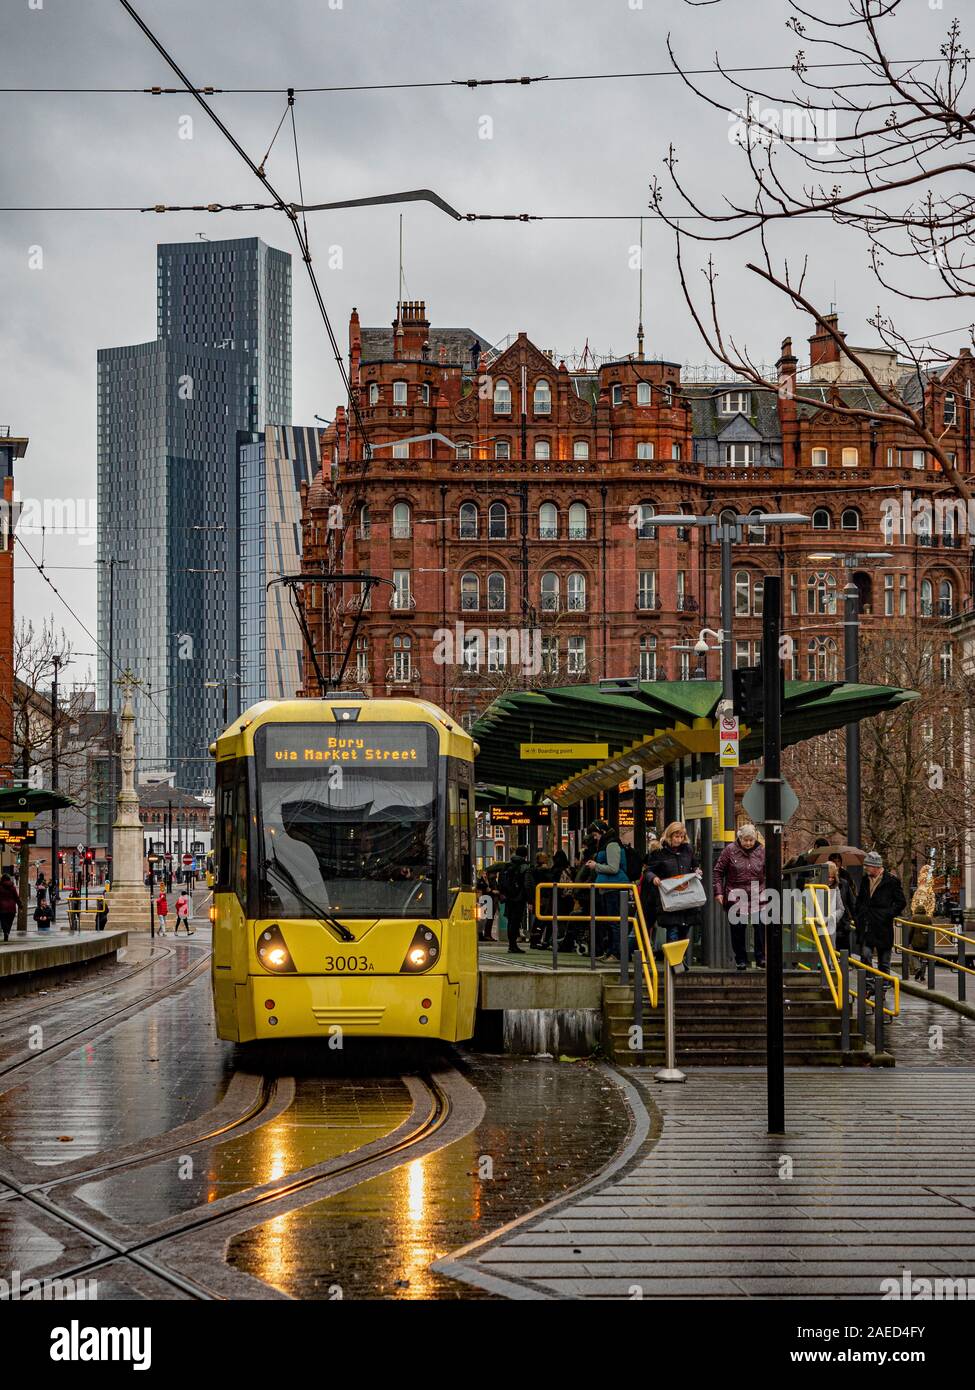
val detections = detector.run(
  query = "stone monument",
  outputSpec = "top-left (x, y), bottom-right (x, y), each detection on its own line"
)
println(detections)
top-left (106, 673), bottom-right (149, 931)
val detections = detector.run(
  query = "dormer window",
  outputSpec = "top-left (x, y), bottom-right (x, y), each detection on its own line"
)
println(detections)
top-left (419, 382), bottom-right (431, 406)
top-left (533, 379), bottom-right (552, 414)
top-left (611, 383), bottom-right (623, 406)
top-left (392, 380), bottom-right (408, 405)
top-left (636, 382), bottom-right (651, 406)
top-left (368, 382), bottom-right (379, 406)
top-left (945, 392), bottom-right (958, 426)
top-left (494, 378), bottom-right (512, 414)
top-left (719, 390), bottom-right (750, 415)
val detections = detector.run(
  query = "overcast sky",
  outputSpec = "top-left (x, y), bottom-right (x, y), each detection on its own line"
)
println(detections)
top-left (0, 0), bottom-right (967, 682)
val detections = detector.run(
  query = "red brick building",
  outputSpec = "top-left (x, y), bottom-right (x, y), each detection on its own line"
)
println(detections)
top-left (300, 301), bottom-right (975, 728)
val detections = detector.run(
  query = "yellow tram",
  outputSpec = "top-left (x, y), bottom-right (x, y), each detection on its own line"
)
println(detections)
top-left (209, 697), bottom-right (479, 1044)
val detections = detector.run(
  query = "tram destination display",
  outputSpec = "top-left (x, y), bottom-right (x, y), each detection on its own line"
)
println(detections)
top-left (264, 723), bottom-right (430, 768)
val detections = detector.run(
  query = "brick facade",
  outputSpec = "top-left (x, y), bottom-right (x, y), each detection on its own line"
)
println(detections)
top-left (299, 303), bottom-right (975, 723)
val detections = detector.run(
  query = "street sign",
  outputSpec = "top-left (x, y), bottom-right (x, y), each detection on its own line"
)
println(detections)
top-left (76, 842), bottom-right (85, 853)
top-left (683, 779), bottom-right (714, 820)
top-left (742, 772), bottom-right (799, 827)
top-left (182, 853), bottom-right (193, 865)
top-left (520, 742), bottom-right (609, 760)
top-left (718, 714), bottom-right (740, 768)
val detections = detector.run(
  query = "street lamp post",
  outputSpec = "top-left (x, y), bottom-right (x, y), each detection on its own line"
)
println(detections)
top-left (95, 557), bottom-right (130, 874)
top-left (652, 512), bottom-right (811, 966)
top-left (808, 550), bottom-right (892, 852)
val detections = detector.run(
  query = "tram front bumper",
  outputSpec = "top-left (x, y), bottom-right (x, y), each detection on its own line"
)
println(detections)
top-left (235, 973), bottom-right (452, 1041)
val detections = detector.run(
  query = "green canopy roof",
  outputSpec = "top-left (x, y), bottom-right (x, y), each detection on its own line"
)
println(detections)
top-left (472, 679), bottom-right (916, 802)
top-left (0, 787), bottom-right (75, 815)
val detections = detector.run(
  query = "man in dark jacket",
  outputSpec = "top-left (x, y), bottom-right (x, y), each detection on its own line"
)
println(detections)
top-left (499, 844), bottom-right (529, 954)
top-left (714, 824), bottom-right (766, 970)
top-left (854, 851), bottom-right (906, 998)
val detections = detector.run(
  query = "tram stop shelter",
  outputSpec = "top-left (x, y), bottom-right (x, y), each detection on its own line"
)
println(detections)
top-left (471, 678), bottom-right (916, 965)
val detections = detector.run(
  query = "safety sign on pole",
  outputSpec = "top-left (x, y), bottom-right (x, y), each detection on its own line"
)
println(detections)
top-left (718, 713), bottom-right (740, 768)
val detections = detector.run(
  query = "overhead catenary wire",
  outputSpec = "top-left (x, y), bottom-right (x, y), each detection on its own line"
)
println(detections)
top-left (0, 55), bottom-right (946, 95)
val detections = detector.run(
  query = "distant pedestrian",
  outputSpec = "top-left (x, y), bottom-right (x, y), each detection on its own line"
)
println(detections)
top-left (156, 890), bottom-right (170, 936)
top-left (528, 851), bottom-right (552, 949)
top-left (498, 844), bottom-right (530, 954)
top-left (0, 873), bottom-right (20, 941)
top-left (854, 851), bottom-right (906, 1000)
top-left (95, 892), bottom-right (109, 932)
top-left (587, 820), bottom-right (629, 962)
top-left (33, 897), bottom-right (53, 933)
top-left (825, 860), bottom-right (856, 952)
top-left (908, 864), bottom-right (936, 982)
top-left (174, 891), bottom-right (193, 936)
top-left (715, 823), bottom-right (766, 970)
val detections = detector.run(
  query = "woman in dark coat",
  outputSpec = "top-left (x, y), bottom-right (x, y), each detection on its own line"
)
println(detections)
top-left (0, 873), bottom-right (20, 941)
top-left (647, 822), bottom-right (702, 961)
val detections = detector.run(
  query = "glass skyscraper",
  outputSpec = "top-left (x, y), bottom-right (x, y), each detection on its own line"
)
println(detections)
top-left (97, 237), bottom-right (292, 790)
top-left (238, 424), bottom-right (321, 708)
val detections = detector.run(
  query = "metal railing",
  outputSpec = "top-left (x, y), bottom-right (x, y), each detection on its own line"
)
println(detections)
top-left (797, 885), bottom-right (901, 1054)
top-left (894, 916), bottom-right (975, 1002)
top-left (532, 880), bottom-right (658, 1008)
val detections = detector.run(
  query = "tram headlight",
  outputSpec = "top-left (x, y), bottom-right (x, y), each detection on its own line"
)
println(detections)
top-left (400, 925), bottom-right (439, 974)
top-left (257, 923), bottom-right (296, 973)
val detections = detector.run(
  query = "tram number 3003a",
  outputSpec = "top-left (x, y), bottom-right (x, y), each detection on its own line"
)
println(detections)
top-left (323, 955), bottom-right (375, 973)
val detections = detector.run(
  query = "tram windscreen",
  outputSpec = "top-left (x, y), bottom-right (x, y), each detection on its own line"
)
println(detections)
top-left (255, 723), bottom-right (438, 919)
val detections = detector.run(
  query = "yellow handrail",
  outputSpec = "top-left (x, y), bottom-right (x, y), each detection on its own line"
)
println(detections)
top-left (895, 916), bottom-right (975, 950)
top-left (848, 959), bottom-right (901, 1017)
top-left (801, 883), bottom-right (843, 1009)
top-left (531, 881), bottom-right (658, 1008)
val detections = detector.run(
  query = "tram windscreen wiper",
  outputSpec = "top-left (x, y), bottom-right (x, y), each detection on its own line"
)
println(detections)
top-left (266, 855), bottom-right (356, 943)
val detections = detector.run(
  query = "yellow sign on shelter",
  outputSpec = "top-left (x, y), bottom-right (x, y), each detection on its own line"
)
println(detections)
top-left (520, 743), bottom-right (609, 760)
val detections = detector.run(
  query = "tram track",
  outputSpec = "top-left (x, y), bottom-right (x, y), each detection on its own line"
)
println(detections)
top-left (0, 950), bottom-right (211, 1085)
top-left (0, 1070), bottom-right (454, 1301)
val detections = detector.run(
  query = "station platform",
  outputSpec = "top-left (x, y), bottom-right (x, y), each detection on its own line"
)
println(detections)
top-left (0, 928), bottom-right (129, 995)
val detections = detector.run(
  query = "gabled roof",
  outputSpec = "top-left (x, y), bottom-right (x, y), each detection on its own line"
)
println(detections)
top-left (685, 386), bottom-right (781, 442)
top-left (359, 327), bottom-right (491, 365)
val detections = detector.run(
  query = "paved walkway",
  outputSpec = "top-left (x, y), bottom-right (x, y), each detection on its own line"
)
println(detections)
top-left (442, 992), bottom-right (975, 1299)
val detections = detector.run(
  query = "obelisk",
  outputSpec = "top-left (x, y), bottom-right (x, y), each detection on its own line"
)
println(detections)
top-left (106, 674), bottom-right (149, 931)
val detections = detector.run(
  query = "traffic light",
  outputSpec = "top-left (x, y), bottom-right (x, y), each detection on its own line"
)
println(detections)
top-left (732, 665), bottom-right (764, 723)
top-left (58, 851), bottom-right (64, 863)
top-left (84, 849), bottom-right (94, 863)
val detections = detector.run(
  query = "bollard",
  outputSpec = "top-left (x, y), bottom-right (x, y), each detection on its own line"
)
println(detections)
top-left (840, 949), bottom-right (850, 1053)
top-left (655, 938), bottom-right (688, 1084)
top-left (927, 949), bottom-right (936, 991)
top-left (856, 963), bottom-right (866, 1041)
top-left (900, 925), bottom-right (910, 982)
top-left (633, 947), bottom-right (644, 1039)
top-left (958, 932), bottom-right (967, 1003)
top-left (551, 887), bottom-right (559, 973)
top-left (618, 888), bottom-right (630, 985)
top-left (589, 884), bottom-right (597, 971)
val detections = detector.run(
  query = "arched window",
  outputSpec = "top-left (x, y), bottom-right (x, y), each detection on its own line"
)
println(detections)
top-left (494, 439), bottom-right (511, 461)
top-left (391, 634), bottom-right (412, 682)
top-left (368, 382), bottom-right (379, 406)
top-left (637, 382), bottom-right (651, 406)
top-left (539, 502), bottom-right (559, 540)
top-left (754, 576), bottom-right (764, 616)
top-left (489, 502), bottom-right (508, 539)
top-left (719, 508), bottom-right (738, 529)
top-left (359, 504), bottom-right (371, 539)
top-left (392, 380), bottom-right (408, 405)
top-left (487, 571), bottom-right (506, 612)
top-left (735, 570), bottom-right (751, 617)
top-left (663, 383), bottom-right (674, 406)
top-left (812, 508), bottom-right (831, 529)
top-left (807, 636), bottom-right (838, 681)
top-left (939, 578), bottom-right (954, 617)
top-left (807, 571), bottom-right (837, 615)
top-left (747, 510), bottom-right (767, 544)
top-left (540, 571), bottom-right (560, 611)
top-left (459, 503), bottom-right (478, 539)
top-left (573, 440), bottom-right (590, 460)
top-left (567, 571), bottom-right (587, 612)
top-left (917, 508), bottom-right (933, 544)
top-left (494, 378), bottom-right (512, 414)
top-left (921, 578), bottom-right (934, 617)
top-left (461, 573), bottom-right (480, 612)
top-left (392, 501), bottom-right (411, 539)
top-left (533, 378), bottom-right (552, 414)
top-left (456, 439), bottom-right (472, 461)
top-left (534, 438), bottom-right (551, 460)
top-left (637, 502), bottom-right (656, 540)
top-left (841, 508), bottom-right (861, 531)
top-left (568, 502), bottom-right (588, 540)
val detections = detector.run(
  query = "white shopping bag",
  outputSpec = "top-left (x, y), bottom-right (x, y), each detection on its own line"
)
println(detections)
top-left (657, 873), bottom-right (706, 913)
